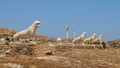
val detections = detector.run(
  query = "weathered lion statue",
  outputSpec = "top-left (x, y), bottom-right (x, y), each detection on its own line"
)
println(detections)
top-left (13, 20), bottom-right (40, 40)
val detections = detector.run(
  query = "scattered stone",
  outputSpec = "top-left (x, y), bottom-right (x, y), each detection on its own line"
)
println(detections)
top-left (5, 37), bottom-right (13, 42)
top-left (0, 33), bottom-right (7, 38)
top-left (34, 56), bottom-right (68, 61)
top-left (5, 50), bottom-right (11, 54)
top-left (44, 51), bottom-right (53, 56)
top-left (56, 37), bottom-right (62, 42)
top-left (48, 43), bottom-right (56, 47)
top-left (1, 63), bottom-right (23, 68)
top-left (12, 44), bottom-right (35, 55)
top-left (29, 41), bottom-right (37, 45)
top-left (0, 53), bottom-right (5, 59)
top-left (0, 38), bottom-right (6, 45)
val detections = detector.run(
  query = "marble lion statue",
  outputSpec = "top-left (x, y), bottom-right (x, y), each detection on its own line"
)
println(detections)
top-left (92, 34), bottom-right (102, 45)
top-left (72, 32), bottom-right (87, 43)
top-left (13, 20), bottom-right (40, 40)
top-left (83, 33), bottom-right (96, 44)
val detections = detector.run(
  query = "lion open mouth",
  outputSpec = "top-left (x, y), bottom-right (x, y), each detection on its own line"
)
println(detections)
top-left (36, 23), bottom-right (40, 27)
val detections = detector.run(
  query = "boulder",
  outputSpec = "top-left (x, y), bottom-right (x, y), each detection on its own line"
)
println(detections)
top-left (56, 37), bottom-right (62, 42)
top-left (0, 53), bottom-right (5, 59)
top-left (5, 50), bottom-right (11, 54)
top-left (44, 51), bottom-right (53, 56)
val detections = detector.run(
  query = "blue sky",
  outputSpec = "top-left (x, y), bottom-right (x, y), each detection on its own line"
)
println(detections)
top-left (0, 0), bottom-right (120, 40)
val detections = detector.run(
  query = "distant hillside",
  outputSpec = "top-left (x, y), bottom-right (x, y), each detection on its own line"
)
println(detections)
top-left (0, 28), bottom-right (16, 37)
top-left (107, 40), bottom-right (120, 48)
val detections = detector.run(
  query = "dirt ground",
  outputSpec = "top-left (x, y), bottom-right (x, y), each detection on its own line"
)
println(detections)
top-left (0, 43), bottom-right (120, 68)
top-left (0, 28), bottom-right (120, 68)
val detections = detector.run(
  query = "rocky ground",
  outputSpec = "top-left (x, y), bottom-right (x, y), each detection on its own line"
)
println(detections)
top-left (0, 28), bottom-right (120, 68)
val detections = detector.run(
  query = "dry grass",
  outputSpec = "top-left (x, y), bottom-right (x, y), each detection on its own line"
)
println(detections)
top-left (0, 28), bottom-right (16, 37)
top-left (0, 28), bottom-right (120, 68)
top-left (0, 44), bottom-right (120, 68)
